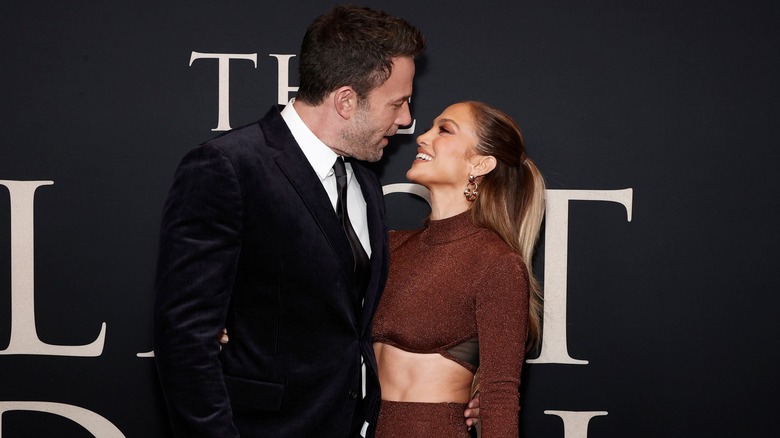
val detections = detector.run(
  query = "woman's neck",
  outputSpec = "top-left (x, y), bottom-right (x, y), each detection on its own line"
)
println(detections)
top-left (428, 188), bottom-right (471, 220)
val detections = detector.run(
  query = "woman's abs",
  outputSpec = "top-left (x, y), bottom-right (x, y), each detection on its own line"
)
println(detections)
top-left (373, 342), bottom-right (473, 403)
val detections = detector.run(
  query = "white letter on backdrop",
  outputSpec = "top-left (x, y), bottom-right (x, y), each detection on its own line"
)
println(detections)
top-left (528, 189), bottom-right (633, 365)
top-left (0, 401), bottom-right (125, 437)
top-left (545, 410), bottom-right (609, 438)
top-left (0, 180), bottom-right (106, 357)
top-left (189, 52), bottom-right (258, 131)
top-left (269, 54), bottom-right (298, 105)
top-left (382, 183), bottom-right (430, 204)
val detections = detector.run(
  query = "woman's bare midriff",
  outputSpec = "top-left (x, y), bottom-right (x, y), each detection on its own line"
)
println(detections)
top-left (373, 342), bottom-right (474, 403)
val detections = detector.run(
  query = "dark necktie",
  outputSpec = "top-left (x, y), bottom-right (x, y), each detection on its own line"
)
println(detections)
top-left (333, 157), bottom-right (370, 297)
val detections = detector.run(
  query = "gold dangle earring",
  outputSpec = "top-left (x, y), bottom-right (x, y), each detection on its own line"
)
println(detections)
top-left (464, 175), bottom-right (479, 201)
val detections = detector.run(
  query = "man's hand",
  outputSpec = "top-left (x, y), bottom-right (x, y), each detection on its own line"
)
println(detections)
top-left (464, 392), bottom-right (481, 431)
top-left (218, 328), bottom-right (229, 350)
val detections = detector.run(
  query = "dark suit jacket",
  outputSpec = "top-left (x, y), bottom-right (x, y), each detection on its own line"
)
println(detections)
top-left (154, 105), bottom-right (389, 437)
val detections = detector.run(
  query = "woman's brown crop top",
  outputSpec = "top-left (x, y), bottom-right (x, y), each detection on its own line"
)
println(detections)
top-left (372, 211), bottom-right (529, 437)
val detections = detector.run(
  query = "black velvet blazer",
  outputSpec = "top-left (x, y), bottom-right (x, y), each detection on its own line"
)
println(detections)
top-left (154, 105), bottom-right (389, 437)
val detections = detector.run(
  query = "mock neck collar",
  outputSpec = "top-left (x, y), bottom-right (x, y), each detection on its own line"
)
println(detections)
top-left (422, 210), bottom-right (482, 244)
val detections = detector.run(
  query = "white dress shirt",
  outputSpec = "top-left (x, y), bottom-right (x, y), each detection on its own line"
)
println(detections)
top-left (280, 99), bottom-right (372, 257)
top-left (281, 101), bottom-right (373, 431)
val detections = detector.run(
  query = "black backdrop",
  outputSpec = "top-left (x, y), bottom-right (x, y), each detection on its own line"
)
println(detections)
top-left (1, 1), bottom-right (779, 436)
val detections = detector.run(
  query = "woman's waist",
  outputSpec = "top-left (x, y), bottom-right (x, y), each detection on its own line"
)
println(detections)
top-left (373, 342), bottom-right (473, 403)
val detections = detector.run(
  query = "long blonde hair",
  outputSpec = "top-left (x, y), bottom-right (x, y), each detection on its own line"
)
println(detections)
top-left (466, 101), bottom-right (545, 350)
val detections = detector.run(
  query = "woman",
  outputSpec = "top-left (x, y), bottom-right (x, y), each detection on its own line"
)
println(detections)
top-left (371, 101), bottom-right (545, 437)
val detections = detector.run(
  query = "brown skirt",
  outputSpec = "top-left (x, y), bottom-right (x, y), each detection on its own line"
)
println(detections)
top-left (374, 400), bottom-right (471, 438)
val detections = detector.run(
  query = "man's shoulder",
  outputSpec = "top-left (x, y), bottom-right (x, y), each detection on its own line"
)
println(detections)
top-left (204, 105), bottom-right (287, 151)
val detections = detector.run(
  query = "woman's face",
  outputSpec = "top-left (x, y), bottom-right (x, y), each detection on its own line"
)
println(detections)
top-left (406, 103), bottom-right (480, 191)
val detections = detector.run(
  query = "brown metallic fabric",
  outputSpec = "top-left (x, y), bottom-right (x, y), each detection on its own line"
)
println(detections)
top-left (372, 211), bottom-right (529, 437)
top-left (374, 400), bottom-right (470, 438)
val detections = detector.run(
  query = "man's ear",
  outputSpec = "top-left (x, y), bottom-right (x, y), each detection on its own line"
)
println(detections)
top-left (471, 155), bottom-right (497, 177)
top-left (333, 86), bottom-right (357, 120)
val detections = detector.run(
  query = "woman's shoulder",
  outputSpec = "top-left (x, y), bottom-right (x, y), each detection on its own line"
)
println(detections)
top-left (474, 227), bottom-right (520, 256)
top-left (472, 229), bottom-right (529, 282)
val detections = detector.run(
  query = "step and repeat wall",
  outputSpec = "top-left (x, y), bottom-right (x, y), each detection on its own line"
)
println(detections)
top-left (1, 1), bottom-right (778, 436)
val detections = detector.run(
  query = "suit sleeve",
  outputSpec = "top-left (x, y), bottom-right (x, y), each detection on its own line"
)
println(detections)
top-left (153, 143), bottom-right (242, 437)
top-left (474, 252), bottom-right (529, 437)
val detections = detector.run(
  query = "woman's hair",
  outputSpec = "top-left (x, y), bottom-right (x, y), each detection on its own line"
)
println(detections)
top-left (296, 5), bottom-right (426, 105)
top-left (466, 101), bottom-right (545, 350)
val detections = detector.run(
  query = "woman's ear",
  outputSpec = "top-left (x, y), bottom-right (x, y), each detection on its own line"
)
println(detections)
top-left (333, 86), bottom-right (357, 120)
top-left (471, 155), bottom-right (497, 177)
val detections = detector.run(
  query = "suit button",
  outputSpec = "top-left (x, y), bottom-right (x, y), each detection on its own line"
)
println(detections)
top-left (348, 391), bottom-right (358, 399)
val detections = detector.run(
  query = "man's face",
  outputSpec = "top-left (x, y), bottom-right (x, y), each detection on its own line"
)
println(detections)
top-left (341, 57), bottom-right (415, 162)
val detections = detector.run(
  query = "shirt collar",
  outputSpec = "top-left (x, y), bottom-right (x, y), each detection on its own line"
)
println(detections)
top-left (281, 98), bottom-right (340, 181)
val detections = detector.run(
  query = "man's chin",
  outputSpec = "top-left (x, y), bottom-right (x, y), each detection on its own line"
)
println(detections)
top-left (350, 149), bottom-right (383, 163)
top-left (365, 150), bottom-right (384, 163)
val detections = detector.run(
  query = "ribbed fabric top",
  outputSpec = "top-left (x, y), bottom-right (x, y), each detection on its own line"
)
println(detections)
top-left (372, 211), bottom-right (530, 437)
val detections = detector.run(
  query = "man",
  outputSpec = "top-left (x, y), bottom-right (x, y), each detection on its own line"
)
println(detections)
top-left (154, 5), bottom-right (425, 437)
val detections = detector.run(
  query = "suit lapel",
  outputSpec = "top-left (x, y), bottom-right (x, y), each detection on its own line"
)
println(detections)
top-left (352, 163), bottom-right (389, 336)
top-left (259, 107), bottom-right (356, 285)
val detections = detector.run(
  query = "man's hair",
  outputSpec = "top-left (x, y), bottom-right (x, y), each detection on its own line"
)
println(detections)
top-left (296, 4), bottom-right (426, 105)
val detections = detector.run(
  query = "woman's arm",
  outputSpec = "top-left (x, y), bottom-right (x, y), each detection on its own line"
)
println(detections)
top-left (473, 252), bottom-right (530, 437)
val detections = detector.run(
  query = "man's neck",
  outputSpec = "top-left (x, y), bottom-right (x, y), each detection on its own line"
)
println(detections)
top-left (292, 99), bottom-right (341, 154)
